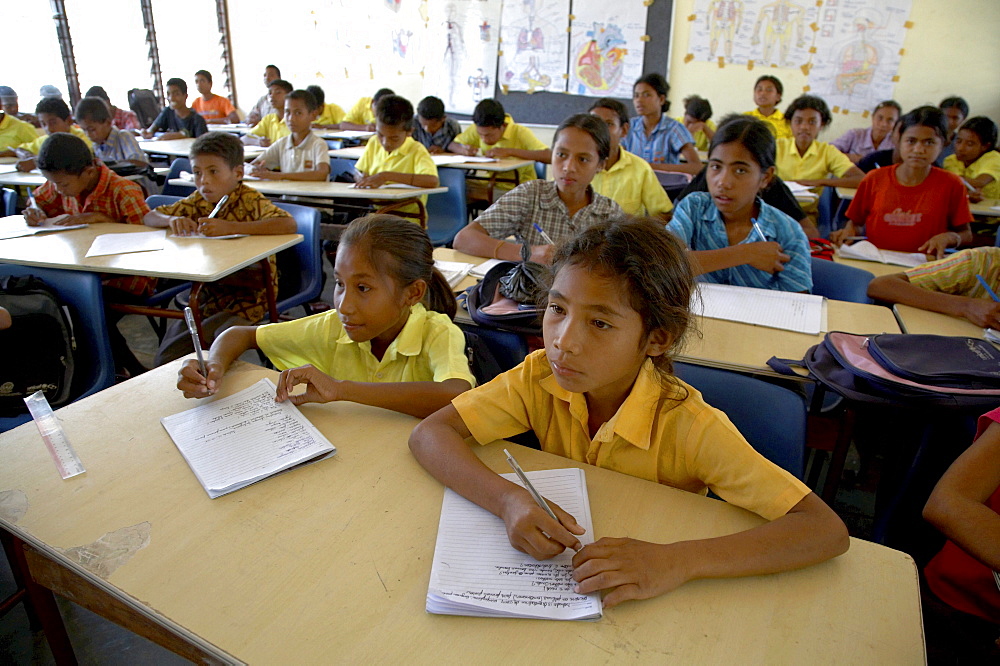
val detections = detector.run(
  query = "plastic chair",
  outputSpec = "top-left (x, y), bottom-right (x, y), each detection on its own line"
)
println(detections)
top-left (426, 167), bottom-right (469, 247)
top-left (0, 264), bottom-right (116, 432)
top-left (271, 202), bottom-right (322, 317)
top-left (161, 158), bottom-right (195, 197)
top-left (2, 188), bottom-right (16, 216)
top-left (674, 362), bottom-right (806, 479)
top-left (533, 162), bottom-right (546, 180)
top-left (141, 195), bottom-right (194, 338)
top-left (810, 257), bottom-right (875, 304)
top-left (329, 158), bottom-right (358, 182)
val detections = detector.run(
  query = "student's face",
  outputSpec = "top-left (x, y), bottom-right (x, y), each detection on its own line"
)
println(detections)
top-left (42, 166), bottom-right (98, 198)
top-left (77, 117), bottom-right (112, 144)
top-left (953, 128), bottom-right (989, 166)
top-left (376, 121), bottom-right (409, 153)
top-left (195, 75), bottom-right (211, 96)
top-left (268, 86), bottom-right (288, 112)
top-left (191, 153), bottom-right (243, 204)
top-left (590, 107), bottom-right (625, 151)
top-left (418, 115), bottom-right (445, 134)
top-left (707, 141), bottom-right (774, 221)
top-left (871, 106), bottom-right (899, 137)
top-left (544, 264), bottom-right (665, 409)
top-left (475, 123), bottom-right (505, 146)
top-left (263, 67), bottom-right (279, 86)
top-left (898, 125), bottom-right (944, 170)
top-left (333, 244), bottom-right (421, 349)
top-left (942, 107), bottom-right (966, 135)
top-left (166, 85), bottom-right (187, 110)
top-left (38, 112), bottom-right (73, 135)
top-left (790, 108), bottom-right (823, 145)
top-left (753, 81), bottom-right (781, 109)
top-left (551, 126), bottom-right (604, 197)
top-left (284, 98), bottom-right (316, 134)
top-left (1, 98), bottom-right (18, 115)
top-left (632, 83), bottom-right (665, 117)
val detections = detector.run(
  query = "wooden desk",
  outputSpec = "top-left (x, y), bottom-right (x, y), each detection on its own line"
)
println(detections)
top-left (893, 303), bottom-right (987, 337)
top-left (834, 254), bottom-right (912, 278)
top-left (0, 360), bottom-right (924, 664)
top-left (0, 168), bottom-right (143, 188)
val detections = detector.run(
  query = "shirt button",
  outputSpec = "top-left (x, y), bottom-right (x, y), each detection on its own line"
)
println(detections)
top-left (375, 372), bottom-right (383, 379)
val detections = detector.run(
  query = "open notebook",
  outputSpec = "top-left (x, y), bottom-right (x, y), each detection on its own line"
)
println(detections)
top-left (693, 282), bottom-right (827, 335)
top-left (838, 241), bottom-right (928, 268)
top-left (434, 260), bottom-right (474, 289)
top-left (426, 467), bottom-right (602, 621)
top-left (161, 378), bottom-right (336, 498)
top-left (0, 214), bottom-right (85, 240)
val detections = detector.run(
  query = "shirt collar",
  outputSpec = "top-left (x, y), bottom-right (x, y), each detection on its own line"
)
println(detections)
top-left (537, 181), bottom-right (595, 212)
top-left (80, 164), bottom-right (113, 208)
top-left (334, 303), bottom-right (426, 360)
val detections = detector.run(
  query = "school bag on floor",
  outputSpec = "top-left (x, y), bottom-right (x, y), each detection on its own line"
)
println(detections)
top-left (0, 275), bottom-right (76, 415)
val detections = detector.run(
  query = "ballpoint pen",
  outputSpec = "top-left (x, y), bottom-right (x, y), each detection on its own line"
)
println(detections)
top-left (532, 223), bottom-right (555, 245)
top-left (184, 307), bottom-right (207, 378)
top-left (504, 448), bottom-right (559, 522)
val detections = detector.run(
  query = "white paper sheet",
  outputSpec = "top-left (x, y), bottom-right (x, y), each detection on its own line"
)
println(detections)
top-left (0, 214), bottom-right (83, 240)
top-left (434, 260), bottom-right (474, 289)
top-left (694, 282), bottom-right (826, 335)
top-left (838, 240), bottom-right (928, 268)
top-left (85, 230), bottom-right (166, 257)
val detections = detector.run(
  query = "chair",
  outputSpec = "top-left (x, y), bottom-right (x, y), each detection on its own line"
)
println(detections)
top-left (161, 158), bottom-right (195, 197)
top-left (2, 188), bottom-right (16, 216)
top-left (674, 362), bottom-right (806, 479)
top-left (272, 202), bottom-right (323, 317)
top-left (329, 158), bottom-right (358, 182)
top-left (142, 195), bottom-right (194, 338)
top-left (810, 257), bottom-right (875, 304)
top-left (0, 265), bottom-right (115, 432)
top-left (426, 167), bottom-right (469, 247)
top-left (533, 162), bottom-right (546, 180)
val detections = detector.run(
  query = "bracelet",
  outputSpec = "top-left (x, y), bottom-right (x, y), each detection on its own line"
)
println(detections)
top-left (951, 231), bottom-right (962, 247)
top-left (492, 240), bottom-right (505, 259)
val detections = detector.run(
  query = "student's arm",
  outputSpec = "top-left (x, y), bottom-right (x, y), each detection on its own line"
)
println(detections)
top-left (483, 147), bottom-right (550, 163)
top-left (919, 228), bottom-right (972, 260)
top-left (923, 420), bottom-right (1000, 570)
top-left (339, 121), bottom-right (375, 132)
top-left (263, 163), bottom-right (331, 182)
top-left (143, 209), bottom-right (200, 236)
top-left (156, 131), bottom-right (188, 141)
top-left (795, 164), bottom-right (865, 189)
top-left (409, 405), bottom-right (585, 557)
top-left (572, 492), bottom-right (848, 608)
top-left (828, 220), bottom-right (860, 246)
top-left (196, 214), bottom-right (296, 237)
top-left (241, 133), bottom-right (271, 147)
top-left (686, 244), bottom-right (791, 276)
top-left (448, 141), bottom-right (478, 156)
top-left (274, 365), bottom-right (471, 418)
top-left (649, 143), bottom-right (702, 176)
top-left (226, 110), bottom-right (241, 124)
top-left (355, 171), bottom-right (438, 189)
top-left (177, 326), bottom-right (260, 398)
top-left (867, 272), bottom-right (1000, 328)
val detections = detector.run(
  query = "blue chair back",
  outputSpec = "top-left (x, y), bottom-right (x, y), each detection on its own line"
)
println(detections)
top-left (811, 257), bottom-right (874, 304)
top-left (674, 362), bottom-right (806, 479)
top-left (2, 188), bottom-right (16, 216)
top-left (0, 264), bottom-right (115, 432)
top-left (426, 167), bottom-right (468, 247)
top-left (272, 202), bottom-right (322, 317)
top-left (329, 158), bottom-right (358, 181)
top-left (533, 162), bottom-right (546, 180)
top-left (162, 158), bottom-right (195, 197)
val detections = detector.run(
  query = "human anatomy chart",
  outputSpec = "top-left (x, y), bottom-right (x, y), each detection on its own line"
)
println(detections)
top-left (498, 0), bottom-right (570, 94)
top-left (426, 0), bottom-right (503, 113)
top-left (688, 0), bottom-right (817, 67)
top-left (568, 0), bottom-right (648, 98)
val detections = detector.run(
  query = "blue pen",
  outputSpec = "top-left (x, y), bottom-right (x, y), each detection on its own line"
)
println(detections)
top-left (976, 274), bottom-right (1000, 302)
top-left (532, 223), bottom-right (555, 245)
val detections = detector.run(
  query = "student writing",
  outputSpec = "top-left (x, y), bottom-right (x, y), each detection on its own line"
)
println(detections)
top-left (75, 97), bottom-right (148, 168)
top-left (177, 214), bottom-right (475, 418)
top-left (622, 73), bottom-right (701, 175)
top-left (307, 85), bottom-right (346, 129)
top-left (410, 217), bottom-right (848, 609)
top-left (0, 98), bottom-right (93, 172)
top-left (340, 88), bottom-right (395, 132)
top-left (943, 116), bottom-right (1000, 202)
top-left (249, 89), bottom-right (331, 182)
top-left (412, 96), bottom-right (461, 155)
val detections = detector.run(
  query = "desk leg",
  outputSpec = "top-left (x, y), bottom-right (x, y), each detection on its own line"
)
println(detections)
top-left (259, 258), bottom-right (279, 323)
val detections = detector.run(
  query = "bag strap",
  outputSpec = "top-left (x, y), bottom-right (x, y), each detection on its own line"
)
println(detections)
top-left (766, 356), bottom-right (807, 376)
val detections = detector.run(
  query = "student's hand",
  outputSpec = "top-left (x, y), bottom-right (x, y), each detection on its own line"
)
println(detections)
top-left (197, 218), bottom-right (232, 237)
top-left (454, 144), bottom-right (478, 157)
top-left (968, 188), bottom-right (984, 203)
top-left (258, 137), bottom-right (272, 148)
top-left (744, 241), bottom-right (790, 273)
top-left (427, 145), bottom-right (444, 155)
top-left (246, 110), bottom-right (261, 126)
top-left (684, 119), bottom-right (706, 134)
top-left (169, 216), bottom-right (199, 236)
top-left (828, 227), bottom-right (851, 246)
top-left (355, 172), bottom-right (391, 188)
top-left (274, 365), bottom-right (342, 405)
top-left (248, 163), bottom-right (273, 179)
top-left (140, 129), bottom-right (154, 140)
top-left (54, 213), bottom-right (99, 226)
top-left (529, 244), bottom-right (556, 265)
top-left (963, 300), bottom-right (1000, 329)
top-left (15, 158), bottom-right (36, 172)
top-left (484, 147), bottom-right (514, 159)
top-left (572, 538), bottom-right (691, 608)
top-left (177, 359), bottom-right (224, 398)
top-left (499, 490), bottom-right (585, 560)
top-left (918, 233), bottom-right (957, 260)
top-left (23, 207), bottom-right (47, 226)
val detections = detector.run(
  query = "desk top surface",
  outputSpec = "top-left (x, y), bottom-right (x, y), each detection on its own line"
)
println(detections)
top-left (893, 303), bottom-right (987, 337)
top-left (0, 361), bottom-right (924, 664)
top-left (239, 178), bottom-right (446, 199)
top-left (138, 138), bottom-right (265, 160)
top-left (0, 222), bottom-right (300, 281)
top-left (329, 147), bottom-right (533, 171)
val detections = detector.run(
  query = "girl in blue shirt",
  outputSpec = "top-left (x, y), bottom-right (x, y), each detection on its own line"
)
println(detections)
top-left (622, 73), bottom-right (702, 176)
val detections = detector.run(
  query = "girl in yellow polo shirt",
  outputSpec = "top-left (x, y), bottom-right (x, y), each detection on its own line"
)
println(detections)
top-left (944, 116), bottom-right (1000, 202)
top-left (176, 215), bottom-right (475, 418)
top-left (410, 217), bottom-right (848, 609)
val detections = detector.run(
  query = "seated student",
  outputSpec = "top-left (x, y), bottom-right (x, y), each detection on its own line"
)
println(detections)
top-left (831, 107), bottom-right (973, 258)
top-left (24, 133), bottom-right (153, 376)
top-left (832, 100), bottom-right (900, 164)
top-left (453, 114), bottom-right (622, 264)
top-left (449, 98), bottom-right (549, 200)
top-left (668, 115), bottom-right (812, 292)
top-left (588, 98), bottom-right (672, 219)
top-left (0, 98), bottom-right (94, 172)
top-left (944, 116), bottom-right (1000, 202)
top-left (141, 78), bottom-right (208, 140)
top-left (867, 247), bottom-right (1000, 328)
top-left (340, 88), bottom-right (395, 132)
top-left (246, 65), bottom-right (281, 126)
top-left (622, 73), bottom-right (701, 175)
top-left (939, 96), bottom-right (969, 161)
top-left (306, 85), bottom-right (345, 129)
top-left (775, 95), bottom-right (864, 194)
top-left (921, 407), bottom-right (1000, 662)
top-left (177, 214), bottom-right (475, 419)
top-left (0, 104), bottom-right (38, 151)
top-left (410, 218), bottom-right (849, 609)
top-left (191, 70), bottom-right (239, 124)
top-left (0, 86), bottom-right (39, 126)
top-left (75, 97), bottom-right (147, 167)
top-left (680, 95), bottom-right (715, 152)
top-left (412, 96), bottom-right (461, 154)
top-left (144, 132), bottom-right (295, 326)
top-left (249, 89), bottom-right (330, 182)
top-left (242, 79), bottom-right (292, 147)
top-left (85, 86), bottom-right (141, 131)
top-left (354, 95), bottom-right (438, 221)
top-left (746, 75), bottom-right (791, 140)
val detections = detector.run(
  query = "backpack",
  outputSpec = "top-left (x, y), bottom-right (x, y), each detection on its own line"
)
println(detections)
top-left (0, 275), bottom-right (76, 416)
top-left (465, 261), bottom-right (543, 336)
top-left (462, 330), bottom-right (504, 386)
top-left (128, 89), bottom-right (162, 128)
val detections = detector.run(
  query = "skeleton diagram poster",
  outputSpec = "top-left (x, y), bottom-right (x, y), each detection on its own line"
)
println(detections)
top-left (426, 0), bottom-right (503, 114)
top-left (567, 0), bottom-right (648, 98)
top-left (498, 0), bottom-right (570, 94)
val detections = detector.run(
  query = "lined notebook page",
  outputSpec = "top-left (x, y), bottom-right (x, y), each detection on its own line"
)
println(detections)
top-left (161, 378), bottom-right (336, 498)
top-left (426, 468), bottom-right (601, 621)
top-left (694, 282), bottom-right (826, 335)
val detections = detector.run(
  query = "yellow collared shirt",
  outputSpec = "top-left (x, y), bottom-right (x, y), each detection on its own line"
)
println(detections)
top-left (746, 108), bottom-right (792, 140)
top-left (675, 116), bottom-right (717, 151)
top-left (453, 350), bottom-right (810, 520)
top-left (357, 136), bottom-right (438, 216)
top-left (453, 114), bottom-right (547, 190)
top-left (344, 97), bottom-right (374, 125)
top-left (944, 151), bottom-right (1000, 200)
top-left (591, 148), bottom-right (673, 216)
top-left (0, 113), bottom-right (39, 150)
top-left (775, 137), bottom-right (855, 182)
top-left (19, 125), bottom-right (94, 155)
top-left (315, 102), bottom-right (346, 126)
top-left (248, 113), bottom-right (292, 142)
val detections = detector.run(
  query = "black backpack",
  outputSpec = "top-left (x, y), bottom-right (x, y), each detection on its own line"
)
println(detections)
top-left (128, 89), bottom-right (162, 128)
top-left (465, 261), bottom-right (543, 336)
top-left (0, 276), bottom-right (76, 416)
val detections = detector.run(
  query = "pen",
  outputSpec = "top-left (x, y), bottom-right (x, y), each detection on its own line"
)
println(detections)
top-left (751, 220), bottom-right (767, 242)
top-left (27, 187), bottom-right (37, 210)
top-left (976, 274), bottom-right (1000, 302)
top-left (504, 448), bottom-right (559, 523)
top-left (532, 223), bottom-right (555, 246)
top-left (184, 307), bottom-right (207, 378)
top-left (207, 194), bottom-right (229, 219)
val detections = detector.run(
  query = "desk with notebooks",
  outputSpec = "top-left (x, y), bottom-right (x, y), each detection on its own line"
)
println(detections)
top-left (893, 303), bottom-right (989, 338)
top-left (0, 360), bottom-right (924, 663)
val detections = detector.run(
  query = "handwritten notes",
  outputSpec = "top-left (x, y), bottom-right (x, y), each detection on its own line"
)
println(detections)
top-left (426, 467), bottom-right (601, 620)
top-left (160, 378), bottom-right (336, 498)
top-left (693, 282), bottom-right (827, 335)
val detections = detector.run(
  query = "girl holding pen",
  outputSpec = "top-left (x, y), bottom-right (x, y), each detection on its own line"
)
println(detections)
top-left (666, 115), bottom-right (812, 293)
top-left (453, 114), bottom-right (622, 265)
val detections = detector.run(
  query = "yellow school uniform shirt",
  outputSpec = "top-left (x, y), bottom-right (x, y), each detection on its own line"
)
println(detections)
top-left (675, 117), bottom-right (717, 151)
top-left (591, 148), bottom-right (673, 217)
top-left (18, 125), bottom-right (94, 155)
top-left (357, 135), bottom-right (438, 218)
top-left (944, 151), bottom-right (1000, 200)
top-left (255, 302), bottom-right (476, 386)
top-left (905, 247), bottom-right (1000, 297)
top-left (0, 113), bottom-right (38, 150)
top-left (343, 97), bottom-right (375, 125)
top-left (248, 113), bottom-right (291, 142)
top-left (746, 108), bottom-right (792, 140)
top-left (775, 137), bottom-right (854, 182)
top-left (453, 350), bottom-right (810, 520)
top-left (315, 102), bottom-right (346, 126)
top-left (453, 114), bottom-right (546, 191)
